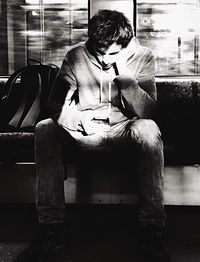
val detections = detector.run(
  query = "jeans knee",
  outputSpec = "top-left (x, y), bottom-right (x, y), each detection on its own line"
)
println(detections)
top-left (35, 118), bottom-right (58, 145)
top-left (35, 118), bottom-right (55, 134)
top-left (130, 119), bottom-right (163, 150)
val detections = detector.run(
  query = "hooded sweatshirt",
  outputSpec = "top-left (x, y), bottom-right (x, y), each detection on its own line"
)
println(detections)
top-left (46, 37), bottom-right (157, 136)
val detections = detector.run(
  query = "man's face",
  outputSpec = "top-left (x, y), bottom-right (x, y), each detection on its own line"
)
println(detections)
top-left (94, 43), bottom-right (123, 68)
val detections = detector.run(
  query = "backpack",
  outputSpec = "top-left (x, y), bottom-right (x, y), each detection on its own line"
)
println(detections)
top-left (0, 59), bottom-right (59, 132)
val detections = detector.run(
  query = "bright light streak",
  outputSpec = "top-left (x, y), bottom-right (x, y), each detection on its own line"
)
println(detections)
top-left (25, 0), bottom-right (86, 3)
top-left (21, 30), bottom-right (42, 36)
top-left (150, 4), bottom-right (200, 36)
top-left (25, 0), bottom-right (68, 4)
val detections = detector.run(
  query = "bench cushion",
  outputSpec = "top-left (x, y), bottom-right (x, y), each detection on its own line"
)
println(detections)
top-left (0, 132), bottom-right (34, 162)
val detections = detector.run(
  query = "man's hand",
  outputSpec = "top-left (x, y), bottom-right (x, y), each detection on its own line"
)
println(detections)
top-left (113, 72), bottom-right (138, 90)
top-left (81, 110), bottom-right (110, 135)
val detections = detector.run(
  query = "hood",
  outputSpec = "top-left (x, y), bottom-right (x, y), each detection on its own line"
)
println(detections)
top-left (83, 37), bottom-right (141, 116)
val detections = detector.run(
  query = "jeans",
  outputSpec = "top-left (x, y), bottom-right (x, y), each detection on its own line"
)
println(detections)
top-left (35, 118), bottom-right (166, 226)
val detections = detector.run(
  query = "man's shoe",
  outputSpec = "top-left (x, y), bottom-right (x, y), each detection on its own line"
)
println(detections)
top-left (139, 224), bottom-right (170, 262)
top-left (15, 223), bottom-right (66, 262)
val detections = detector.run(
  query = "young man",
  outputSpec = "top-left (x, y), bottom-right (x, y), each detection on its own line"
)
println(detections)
top-left (15, 9), bottom-right (169, 262)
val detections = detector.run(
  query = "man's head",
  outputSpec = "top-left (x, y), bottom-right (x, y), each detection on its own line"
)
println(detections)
top-left (88, 9), bottom-right (134, 67)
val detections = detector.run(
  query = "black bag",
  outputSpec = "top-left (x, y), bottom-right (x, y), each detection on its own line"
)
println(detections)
top-left (0, 59), bottom-right (59, 132)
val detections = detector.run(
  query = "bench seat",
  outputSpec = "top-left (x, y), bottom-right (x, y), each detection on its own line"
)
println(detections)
top-left (1, 78), bottom-right (200, 205)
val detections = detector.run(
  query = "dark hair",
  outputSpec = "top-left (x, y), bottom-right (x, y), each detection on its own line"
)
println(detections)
top-left (88, 9), bottom-right (133, 49)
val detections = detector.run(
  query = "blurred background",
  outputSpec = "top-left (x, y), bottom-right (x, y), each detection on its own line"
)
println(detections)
top-left (0, 0), bottom-right (200, 76)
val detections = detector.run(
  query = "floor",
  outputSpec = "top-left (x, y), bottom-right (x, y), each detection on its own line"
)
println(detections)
top-left (0, 204), bottom-right (200, 262)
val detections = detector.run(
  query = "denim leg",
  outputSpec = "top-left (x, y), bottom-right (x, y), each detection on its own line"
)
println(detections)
top-left (129, 119), bottom-right (166, 227)
top-left (107, 119), bottom-right (166, 226)
top-left (35, 118), bottom-right (66, 224)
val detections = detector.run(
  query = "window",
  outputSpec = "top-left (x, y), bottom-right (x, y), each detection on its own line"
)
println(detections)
top-left (137, 0), bottom-right (200, 76)
top-left (0, 0), bottom-right (88, 75)
top-left (0, 0), bottom-right (200, 76)
top-left (89, 0), bottom-right (135, 30)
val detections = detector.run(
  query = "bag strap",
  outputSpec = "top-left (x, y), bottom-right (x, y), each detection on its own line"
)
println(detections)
top-left (3, 66), bottom-right (27, 101)
top-left (3, 60), bottom-right (59, 130)
top-left (20, 71), bottom-right (42, 128)
top-left (8, 68), bottom-right (42, 129)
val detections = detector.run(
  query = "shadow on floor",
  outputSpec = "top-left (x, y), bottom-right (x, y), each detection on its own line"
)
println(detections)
top-left (0, 204), bottom-right (200, 262)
